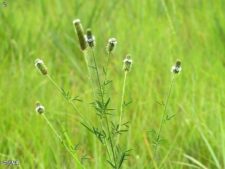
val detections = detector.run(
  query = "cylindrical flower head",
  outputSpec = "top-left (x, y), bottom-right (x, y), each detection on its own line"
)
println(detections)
top-left (73, 19), bottom-right (87, 51)
top-left (171, 60), bottom-right (182, 74)
top-left (86, 28), bottom-right (95, 48)
top-left (106, 38), bottom-right (117, 53)
top-left (35, 58), bottom-right (48, 75)
top-left (123, 55), bottom-right (133, 72)
top-left (35, 102), bottom-right (45, 114)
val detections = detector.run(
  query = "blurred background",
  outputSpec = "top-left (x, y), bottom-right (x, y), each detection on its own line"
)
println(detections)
top-left (0, 0), bottom-right (224, 168)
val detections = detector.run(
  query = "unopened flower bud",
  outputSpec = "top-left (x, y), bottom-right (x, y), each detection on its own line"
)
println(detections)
top-left (35, 102), bottom-right (45, 114)
top-left (35, 58), bottom-right (48, 75)
top-left (73, 19), bottom-right (87, 51)
top-left (85, 28), bottom-right (95, 48)
top-left (171, 60), bottom-right (182, 74)
top-left (123, 55), bottom-right (133, 72)
top-left (106, 38), bottom-right (117, 53)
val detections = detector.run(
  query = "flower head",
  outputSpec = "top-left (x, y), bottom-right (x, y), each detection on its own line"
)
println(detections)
top-left (123, 55), bottom-right (133, 72)
top-left (106, 38), bottom-right (117, 53)
top-left (35, 102), bottom-right (45, 114)
top-left (171, 60), bottom-right (182, 74)
top-left (35, 58), bottom-right (48, 75)
top-left (85, 28), bottom-right (95, 48)
top-left (73, 19), bottom-right (87, 51)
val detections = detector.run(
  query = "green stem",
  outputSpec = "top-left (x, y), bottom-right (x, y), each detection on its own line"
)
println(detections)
top-left (99, 118), bottom-right (112, 162)
top-left (82, 49), bottom-right (98, 99)
top-left (104, 53), bottom-right (118, 168)
top-left (105, 115), bottom-right (117, 168)
top-left (89, 48), bottom-right (117, 166)
top-left (154, 75), bottom-right (175, 158)
top-left (46, 74), bottom-right (90, 126)
top-left (90, 49), bottom-right (104, 101)
top-left (104, 52), bottom-right (111, 79)
top-left (102, 52), bottom-right (111, 97)
top-left (117, 71), bottom-right (128, 144)
top-left (42, 114), bottom-right (84, 169)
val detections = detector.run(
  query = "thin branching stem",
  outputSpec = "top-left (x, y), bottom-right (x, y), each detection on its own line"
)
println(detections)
top-left (154, 75), bottom-right (175, 157)
top-left (46, 74), bottom-right (90, 125)
top-left (90, 48), bottom-right (117, 167)
top-left (47, 74), bottom-right (80, 113)
top-left (101, 51), bottom-right (115, 163)
top-left (105, 115), bottom-right (117, 167)
top-left (90, 49), bottom-right (103, 100)
top-left (42, 114), bottom-right (84, 169)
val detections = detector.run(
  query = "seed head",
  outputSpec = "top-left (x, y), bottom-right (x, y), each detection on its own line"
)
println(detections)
top-left (73, 19), bottom-right (87, 51)
top-left (85, 28), bottom-right (95, 48)
top-left (35, 58), bottom-right (48, 75)
top-left (106, 38), bottom-right (117, 53)
top-left (171, 60), bottom-right (182, 74)
top-left (35, 102), bottom-right (45, 114)
top-left (123, 55), bottom-right (133, 72)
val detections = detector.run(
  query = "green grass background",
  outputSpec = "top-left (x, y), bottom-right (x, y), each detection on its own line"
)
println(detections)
top-left (0, 0), bottom-right (225, 168)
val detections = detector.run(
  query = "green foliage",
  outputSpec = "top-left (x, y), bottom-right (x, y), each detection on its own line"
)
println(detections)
top-left (0, 0), bottom-right (225, 168)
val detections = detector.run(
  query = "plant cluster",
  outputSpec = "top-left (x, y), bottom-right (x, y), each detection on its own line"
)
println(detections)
top-left (34, 19), bottom-right (182, 169)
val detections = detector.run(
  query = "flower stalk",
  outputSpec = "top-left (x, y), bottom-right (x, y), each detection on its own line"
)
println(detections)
top-left (35, 103), bottom-right (84, 169)
top-left (154, 60), bottom-right (182, 159)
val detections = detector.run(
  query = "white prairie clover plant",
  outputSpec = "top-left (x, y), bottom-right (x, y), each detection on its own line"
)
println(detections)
top-left (153, 60), bottom-right (182, 160)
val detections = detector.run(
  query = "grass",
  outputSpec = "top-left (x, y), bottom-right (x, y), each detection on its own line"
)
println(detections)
top-left (0, 0), bottom-right (225, 168)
